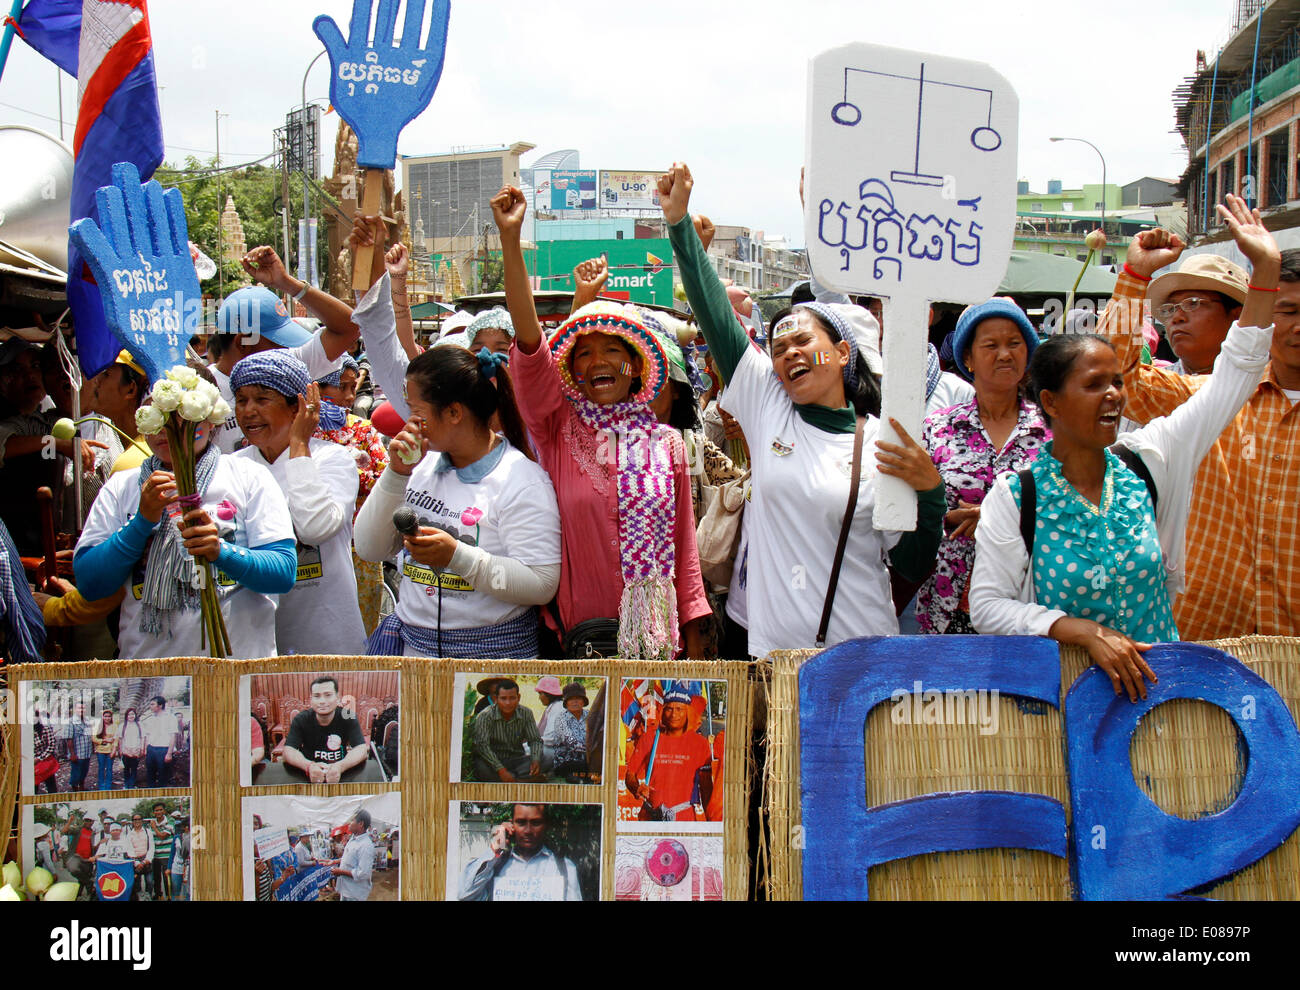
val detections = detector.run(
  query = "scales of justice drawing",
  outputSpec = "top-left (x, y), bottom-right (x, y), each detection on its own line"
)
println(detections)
top-left (804, 43), bottom-right (1019, 531)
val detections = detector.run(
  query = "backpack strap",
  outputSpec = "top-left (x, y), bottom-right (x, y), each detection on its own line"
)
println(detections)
top-left (1111, 444), bottom-right (1158, 514)
top-left (1017, 469), bottom-right (1037, 557)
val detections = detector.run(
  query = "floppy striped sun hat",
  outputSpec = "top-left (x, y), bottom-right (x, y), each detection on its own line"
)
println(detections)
top-left (548, 301), bottom-right (668, 404)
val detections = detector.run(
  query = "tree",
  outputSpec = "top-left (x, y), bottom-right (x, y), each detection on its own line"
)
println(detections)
top-left (155, 157), bottom-right (329, 301)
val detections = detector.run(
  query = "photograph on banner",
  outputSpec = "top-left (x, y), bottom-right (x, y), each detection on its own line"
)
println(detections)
top-left (447, 801), bottom-right (602, 901)
top-left (243, 792), bottom-right (400, 902)
top-left (449, 672), bottom-right (607, 785)
top-left (550, 169), bottom-right (597, 210)
top-left (239, 670), bottom-right (400, 786)
top-left (615, 835), bottom-right (724, 901)
top-left (19, 676), bottom-right (192, 796)
top-left (599, 170), bottom-right (662, 210)
top-left (617, 678), bottom-right (725, 831)
top-left (22, 796), bottom-right (193, 902)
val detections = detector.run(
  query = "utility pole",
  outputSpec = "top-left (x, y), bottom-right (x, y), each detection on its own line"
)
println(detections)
top-left (280, 130), bottom-right (294, 310)
top-left (216, 110), bottom-right (223, 299)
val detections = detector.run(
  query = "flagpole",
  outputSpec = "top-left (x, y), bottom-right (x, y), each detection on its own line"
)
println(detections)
top-left (0, 0), bottom-right (27, 84)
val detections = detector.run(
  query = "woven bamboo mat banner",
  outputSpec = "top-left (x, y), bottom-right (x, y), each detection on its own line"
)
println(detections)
top-left (2, 657), bottom-right (751, 902)
top-left (767, 635), bottom-right (1300, 901)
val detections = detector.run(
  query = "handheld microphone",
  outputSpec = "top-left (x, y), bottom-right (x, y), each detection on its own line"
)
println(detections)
top-left (392, 506), bottom-right (420, 537)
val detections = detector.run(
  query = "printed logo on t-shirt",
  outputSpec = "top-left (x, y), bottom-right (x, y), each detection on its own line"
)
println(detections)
top-left (770, 437), bottom-right (794, 457)
top-left (402, 560), bottom-right (474, 593)
top-left (295, 542), bottom-right (323, 582)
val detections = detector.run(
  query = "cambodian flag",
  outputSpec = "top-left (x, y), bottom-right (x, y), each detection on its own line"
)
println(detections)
top-left (18, 0), bottom-right (165, 378)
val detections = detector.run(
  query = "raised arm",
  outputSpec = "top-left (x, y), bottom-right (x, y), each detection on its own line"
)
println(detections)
top-left (386, 242), bottom-right (420, 360)
top-left (569, 256), bottom-right (609, 315)
top-left (1123, 195), bottom-right (1279, 477)
top-left (491, 186), bottom-right (544, 354)
top-left (659, 163), bottom-right (750, 385)
top-left (242, 246), bottom-right (360, 361)
top-left (1097, 228), bottom-right (1193, 424)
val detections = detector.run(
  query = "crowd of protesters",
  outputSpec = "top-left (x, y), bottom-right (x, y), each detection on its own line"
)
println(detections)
top-left (3, 161), bottom-right (1299, 700)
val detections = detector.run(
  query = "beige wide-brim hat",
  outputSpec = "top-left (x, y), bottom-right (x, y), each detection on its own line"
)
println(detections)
top-left (1148, 254), bottom-right (1249, 315)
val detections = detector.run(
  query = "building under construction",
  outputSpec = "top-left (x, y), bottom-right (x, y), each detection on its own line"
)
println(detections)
top-left (1175, 0), bottom-right (1300, 248)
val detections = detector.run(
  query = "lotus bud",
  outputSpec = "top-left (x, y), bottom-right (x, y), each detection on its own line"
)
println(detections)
top-left (151, 379), bottom-right (183, 413)
top-left (177, 390), bottom-right (214, 422)
top-left (1, 861), bottom-right (21, 889)
top-left (1084, 229), bottom-right (1107, 251)
top-left (24, 866), bottom-right (54, 896)
top-left (0, 883), bottom-right (24, 901)
top-left (208, 399), bottom-right (232, 425)
top-left (136, 405), bottom-right (167, 436)
top-left (42, 881), bottom-right (80, 901)
top-left (51, 418), bottom-right (77, 442)
top-left (166, 366), bottom-right (200, 390)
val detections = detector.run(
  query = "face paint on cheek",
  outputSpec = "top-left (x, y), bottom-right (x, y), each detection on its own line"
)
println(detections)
top-left (813, 352), bottom-right (832, 366)
top-left (575, 373), bottom-right (586, 384)
top-left (619, 362), bottom-right (632, 376)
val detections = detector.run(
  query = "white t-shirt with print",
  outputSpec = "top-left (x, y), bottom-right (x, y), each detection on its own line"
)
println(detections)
top-left (76, 455), bottom-right (294, 660)
top-left (722, 345), bottom-right (902, 657)
top-left (234, 438), bottom-right (364, 656)
top-left (211, 333), bottom-right (344, 453)
top-left (395, 441), bottom-right (561, 632)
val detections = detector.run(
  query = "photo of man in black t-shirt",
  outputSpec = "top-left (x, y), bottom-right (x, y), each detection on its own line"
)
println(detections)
top-left (283, 677), bottom-right (367, 784)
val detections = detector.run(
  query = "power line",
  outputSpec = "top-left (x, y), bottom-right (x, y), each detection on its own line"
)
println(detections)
top-left (155, 152), bottom-right (278, 182)
top-left (0, 100), bottom-right (263, 157)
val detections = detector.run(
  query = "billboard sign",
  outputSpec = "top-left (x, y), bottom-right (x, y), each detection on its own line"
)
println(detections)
top-left (600, 170), bottom-right (662, 210)
top-left (551, 169), bottom-right (597, 210)
top-left (534, 238), bottom-right (673, 306)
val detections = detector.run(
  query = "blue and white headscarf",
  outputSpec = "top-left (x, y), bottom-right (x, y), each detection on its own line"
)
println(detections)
top-left (316, 354), bottom-right (360, 389)
top-left (790, 301), bottom-right (861, 392)
top-left (465, 307), bottom-right (514, 353)
top-left (315, 355), bottom-right (360, 430)
top-left (230, 350), bottom-right (311, 400)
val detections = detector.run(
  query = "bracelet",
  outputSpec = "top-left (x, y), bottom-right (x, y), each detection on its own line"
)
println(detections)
top-left (293, 282), bottom-right (309, 302)
top-left (1248, 283), bottom-right (1280, 292)
top-left (1122, 263), bottom-right (1151, 282)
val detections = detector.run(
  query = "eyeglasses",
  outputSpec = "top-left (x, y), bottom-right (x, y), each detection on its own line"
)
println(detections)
top-left (1154, 297), bottom-right (1221, 322)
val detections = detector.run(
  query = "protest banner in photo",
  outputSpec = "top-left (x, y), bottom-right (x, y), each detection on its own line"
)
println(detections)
top-left (243, 791), bottom-right (401, 902)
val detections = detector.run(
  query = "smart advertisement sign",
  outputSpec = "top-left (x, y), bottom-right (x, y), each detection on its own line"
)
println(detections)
top-left (599, 170), bottom-right (662, 210)
top-left (551, 170), bottom-right (597, 210)
top-left (535, 238), bottom-right (673, 306)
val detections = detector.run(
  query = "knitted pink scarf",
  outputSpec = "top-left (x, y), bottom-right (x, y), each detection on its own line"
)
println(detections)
top-left (568, 397), bottom-right (679, 659)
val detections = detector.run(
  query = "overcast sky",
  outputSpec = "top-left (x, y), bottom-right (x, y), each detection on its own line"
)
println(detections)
top-left (0, 0), bottom-right (1237, 247)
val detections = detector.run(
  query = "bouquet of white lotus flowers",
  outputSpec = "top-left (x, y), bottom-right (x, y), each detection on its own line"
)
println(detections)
top-left (135, 365), bottom-right (234, 657)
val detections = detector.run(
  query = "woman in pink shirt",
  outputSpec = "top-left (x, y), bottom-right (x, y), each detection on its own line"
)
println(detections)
top-left (492, 186), bottom-right (709, 659)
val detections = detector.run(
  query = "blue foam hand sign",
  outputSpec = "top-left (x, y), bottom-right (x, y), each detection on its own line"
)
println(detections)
top-left (314, 0), bottom-right (451, 169)
top-left (68, 161), bottom-right (202, 384)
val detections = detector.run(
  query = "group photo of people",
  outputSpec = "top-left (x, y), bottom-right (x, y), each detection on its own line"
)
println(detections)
top-left (6, 0), bottom-right (1300, 928)
top-left (24, 798), bottom-right (191, 902)
top-left (452, 672), bottom-right (606, 785)
top-left (245, 792), bottom-right (400, 902)
top-left (20, 676), bottom-right (191, 795)
top-left (7, 165), bottom-right (1292, 700)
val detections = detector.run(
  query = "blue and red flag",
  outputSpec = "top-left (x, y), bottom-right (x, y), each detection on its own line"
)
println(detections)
top-left (18, 0), bottom-right (165, 378)
top-left (94, 859), bottom-right (135, 900)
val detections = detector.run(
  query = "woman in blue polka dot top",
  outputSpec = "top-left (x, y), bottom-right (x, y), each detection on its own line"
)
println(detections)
top-left (970, 195), bottom-right (1281, 702)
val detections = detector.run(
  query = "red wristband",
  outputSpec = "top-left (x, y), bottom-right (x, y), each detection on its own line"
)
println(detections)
top-left (1123, 263), bottom-right (1151, 282)
top-left (1248, 283), bottom-right (1280, 292)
